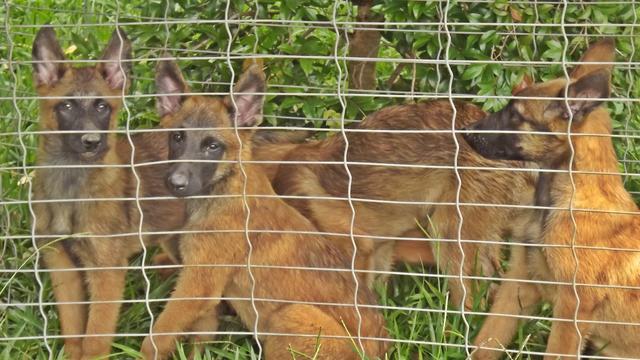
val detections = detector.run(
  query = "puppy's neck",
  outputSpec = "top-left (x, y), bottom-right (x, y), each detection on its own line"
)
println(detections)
top-left (545, 107), bottom-right (636, 212)
top-left (186, 160), bottom-right (273, 224)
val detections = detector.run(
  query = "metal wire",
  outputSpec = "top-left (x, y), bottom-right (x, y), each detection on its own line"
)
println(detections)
top-left (441, 0), bottom-right (471, 356)
top-left (622, 1), bottom-right (638, 184)
top-left (115, 0), bottom-right (159, 357)
top-left (332, 0), bottom-right (365, 353)
top-left (224, 0), bottom-right (263, 356)
top-left (560, 2), bottom-right (583, 356)
top-left (3, 2), bottom-right (52, 358)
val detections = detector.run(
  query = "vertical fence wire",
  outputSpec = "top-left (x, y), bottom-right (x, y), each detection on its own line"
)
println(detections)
top-left (533, 0), bottom-right (539, 60)
top-left (435, 0), bottom-right (444, 99)
top-left (623, 0), bottom-right (638, 185)
top-left (331, 0), bottom-right (365, 353)
top-left (224, 1), bottom-right (263, 357)
top-left (433, 0), bottom-right (447, 322)
top-left (114, 0), bottom-right (159, 357)
top-left (560, 1), bottom-right (584, 357)
top-left (442, 0), bottom-right (471, 356)
top-left (3, 2), bottom-right (53, 358)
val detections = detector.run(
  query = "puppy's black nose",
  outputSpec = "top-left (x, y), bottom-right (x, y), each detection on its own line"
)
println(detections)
top-left (167, 172), bottom-right (189, 192)
top-left (81, 133), bottom-right (101, 151)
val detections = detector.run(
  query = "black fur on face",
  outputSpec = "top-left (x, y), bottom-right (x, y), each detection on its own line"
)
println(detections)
top-left (464, 69), bottom-right (610, 163)
top-left (165, 116), bottom-right (226, 197)
top-left (463, 102), bottom-right (535, 161)
top-left (56, 91), bottom-right (112, 160)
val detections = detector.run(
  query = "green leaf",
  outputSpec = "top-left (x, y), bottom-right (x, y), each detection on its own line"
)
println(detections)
top-left (461, 64), bottom-right (485, 81)
top-left (299, 59), bottom-right (315, 76)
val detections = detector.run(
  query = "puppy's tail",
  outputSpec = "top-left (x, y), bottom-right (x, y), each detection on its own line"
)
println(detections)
top-left (253, 128), bottom-right (312, 145)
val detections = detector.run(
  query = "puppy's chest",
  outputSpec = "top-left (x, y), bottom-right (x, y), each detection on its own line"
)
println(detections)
top-left (35, 167), bottom-right (113, 234)
top-left (49, 203), bottom-right (75, 234)
top-left (531, 172), bottom-right (571, 245)
top-left (38, 165), bottom-right (94, 198)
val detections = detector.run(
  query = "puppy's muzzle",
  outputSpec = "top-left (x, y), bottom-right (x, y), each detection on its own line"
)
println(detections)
top-left (167, 171), bottom-right (189, 193)
top-left (81, 133), bottom-right (102, 152)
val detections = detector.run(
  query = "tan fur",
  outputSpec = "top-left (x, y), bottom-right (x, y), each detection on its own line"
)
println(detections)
top-left (253, 100), bottom-right (538, 308)
top-left (142, 66), bottom-right (388, 359)
top-left (31, 32), bottom-right (186, 359)
top-left (537, 109), bottom-right (640, 359)
top-left (470, 39), bottom-right (640, 359)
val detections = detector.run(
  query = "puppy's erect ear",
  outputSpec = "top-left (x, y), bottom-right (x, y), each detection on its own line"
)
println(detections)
top-left (98, 28), bottom-right (132, 90)
top-left (155, 58), bottom-right (189, 117)
top-left (570, 38), bottom-right (615, 79)
top-left (512, 74), bottom-right (534, 95)
top-left (242, 57), bottom-right (264, 71)
top-left (32, 26), bottom-right (67, 87)
top-left (225, 64), bottom-right (266, 128)
top-left (560, 68), bottom-right (610, 121)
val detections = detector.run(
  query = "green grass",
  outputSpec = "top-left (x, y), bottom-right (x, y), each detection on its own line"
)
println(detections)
top-left (0, 249), bottom-right (551, 359)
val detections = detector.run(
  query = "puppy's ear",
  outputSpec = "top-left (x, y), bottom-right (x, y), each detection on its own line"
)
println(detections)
top-left (225, 64), bottom-right (266, 128)
top-left (32, 26), bottom-right (67, 87)
top-left (155, 58), bottom-right (189, 117)
top-left (98, 27), bottom-right (132, 90)
top-left (242, 57), bottom-right (263, 71)
top-left (512, 74), bottom-right (533, 95)
top-left (570, 38), bottom-right (615, 79)
top-left (560, 68), bottom-right (610, 121)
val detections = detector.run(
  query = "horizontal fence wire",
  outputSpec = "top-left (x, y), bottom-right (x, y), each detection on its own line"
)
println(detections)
top-left (2, 0), bottom-right (640, 359)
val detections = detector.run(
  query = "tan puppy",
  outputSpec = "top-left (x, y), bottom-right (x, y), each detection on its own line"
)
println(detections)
top-left (140, 60), bottom-right (388, 359)
top-left (466, 39), bottom-right (640, 359)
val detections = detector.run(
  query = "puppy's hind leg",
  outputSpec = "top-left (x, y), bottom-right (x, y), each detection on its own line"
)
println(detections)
top-left (392, 227), bottom-right (436, 267)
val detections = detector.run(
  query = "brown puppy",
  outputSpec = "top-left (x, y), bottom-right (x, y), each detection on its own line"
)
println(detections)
top-left (140, 60), bottom-right (388, 359)
top-left (466, 39), bottom-right (640, 359)
top-left (253, 99), bottom-right (538, 307)
top-left (31, 27), bottom-right (185, 359)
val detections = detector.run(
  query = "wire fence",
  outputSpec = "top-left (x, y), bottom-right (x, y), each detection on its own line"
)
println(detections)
top-left (2, 0), bottom-right (640, 359)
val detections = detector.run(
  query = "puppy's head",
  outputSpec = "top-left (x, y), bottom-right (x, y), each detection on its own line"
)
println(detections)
top-left (32, 26), bottom-right (132, 161)
top-left (463, 39), bottom-right (614, 164)
top-left (156, 59), bottom-right (265, 197)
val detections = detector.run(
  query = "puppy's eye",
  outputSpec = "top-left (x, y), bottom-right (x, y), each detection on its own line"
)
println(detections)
top-left (58, 101), bottom-right (73, 111)
top-left (205, 142), bottom-right (220, 152)
top-left (95, 101), bottom-right (109, 113)
top-left (172, 131), bottom-right (184, 143)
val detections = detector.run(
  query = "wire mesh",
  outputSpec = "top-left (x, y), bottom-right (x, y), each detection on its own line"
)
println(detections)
top-left (2, 1), bottom-right (640, 359)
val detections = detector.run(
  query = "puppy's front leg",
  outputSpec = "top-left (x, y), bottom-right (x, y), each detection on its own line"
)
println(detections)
top-left (472, 245), bottom-right (541, 360)
top-left (141, 267), bottom-right (231, 360)
top-left (42, 245), bottom-right (87, 360)
top-left (188, 303), bottom-right (225, 360)
top-left (544, 287), bottom-right (595, 360)
top-left (81, 261), bottom-right (128, 360)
